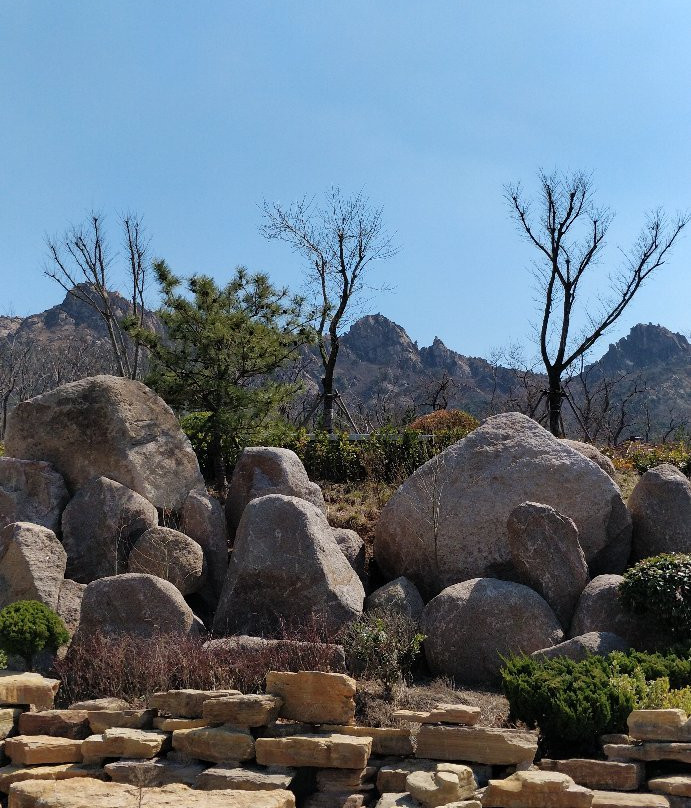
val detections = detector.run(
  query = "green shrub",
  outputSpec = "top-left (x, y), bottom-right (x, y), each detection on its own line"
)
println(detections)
top-left (0, 601), bottom-right (70, 671)
top-left (0, 648), bottom-right (6, 669)
top-left (340, 610), bottom-right (425, 693)
top-left (626, 441), bottom-right (691, 476)
top-left (500, 650), bottom-right (691, 756)
top-left (619, 554), bottom-right (691, 640)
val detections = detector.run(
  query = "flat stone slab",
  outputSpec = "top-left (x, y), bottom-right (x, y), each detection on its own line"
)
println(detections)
top-left (0, 709), bottom-right (21, 741)
top-left (591, 792), bottom-right (670, 807)
top-left (7, 779), bottom-right (296, 807)
top-left (540, 758), bottom-right (644, 791)
top-left (605, 742), bottom-right (691, 764)
top-left (82, 728), bottom-right (170, 761)
top-left (104, 758), bottom-right (205, 787)
top-left (377, 759), bottom-right (436, 793)
top-left (172, 725), bottom-right (255, 763)
top-left (649, 776), bottom-right (691, 797)
top-left (321, 724), bottom-right (414, 756)
top-left (256, 733), bottom-right (372, 769)
top-left (483, 771), bottom-right (593, 807)
top-left (196, 764), bottom-right (295, 791)
top-left (393, 704), bottom-right (481, 726)
top-left (0, 763), bottom-right (103, 794)
top-left (628, 709), bottom-right (691, 742)
top-left (202, 694), bottom-right (283, 728)
top-left (153, 717), bottom-right (210, 731)
top-left (149, 689), bottom-right (239, 718)
top-left (18, 711), bottom-right (90, 740)
top-left (415, 725), bottom-right (538, 765)
top-left (4, 735), bottom-right (83, 766)
top-left (0, 672), bottom-right (59, 710)
top-left (266, 671), bottom-right (357, 725)
top-left (87, 708), bottom-right (155, 734)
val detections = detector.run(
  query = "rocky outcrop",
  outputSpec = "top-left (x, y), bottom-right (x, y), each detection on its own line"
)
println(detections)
top-left (60, 476), bottom-right (158, 583)
top-left (569, 575), bottom-right (669, 650)
top-left (128, 527), bottom-right (205, 595)
top-left (5, 375), bottom-right (203, 509)
top-left (225, 447), bottom-right (325, 537)
top-left (365, 576), bottom-right (425, 623)
top-left (0, 522), bottom-right (66, 610)
top-left (0, 458), bottom-right (69, 534)
top-left (421, 578), bottom-right (563, 683)
top-left (213, 495), bottom-right (364, 637)
top-left (77, 573), bottom-right (200, 639)
top-left (507, 501), bottom-right (589, 628)
top-left (628, 463), bottom-right (691, 560)
top-left (374, 413), bottom-right (631, 597)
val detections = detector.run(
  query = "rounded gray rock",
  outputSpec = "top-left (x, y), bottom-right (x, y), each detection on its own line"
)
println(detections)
top-left (532, 631), bottom-right (631, 662)
top-left (0, 521), bottom-right (67, 610)
top-left (213, 494), bottom-right (364, 637)
top-left (180, 489), bottom-right (229, 605)
top-left (365, 576), bottom-right (425, 623)
top-left (128, 527), bottom-right (206, 595)
top-left (77, 573), bottom-right (200, 639)
top-left (628, 463), bottom-right (691, 560)
top-left (61, 476), bottom-right (158, 583)
top-left (5, 375), bottom-right (204, 509)
top-left (561, 440), bottom-right (616, 478)
top-left (374, 413), bottom-right (631, 598)
top-left (332, 527), bottom-right (367, 583)
top-left (225, 447), bottom-right (325, 537)
top-left (422, 578), bottom-right (564, 684)
top-left (0, 458), bottom-right (69, 534)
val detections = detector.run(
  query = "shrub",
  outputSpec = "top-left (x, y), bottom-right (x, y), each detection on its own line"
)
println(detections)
top-left (0, 601), bottom-right (70, 671)
top-left (408, 409), bottom-right (479, 435)
top-left (619, 554), bottom-right (691, 640)
top-left (501, 650), bottom-right (691, 756)
top-left (0, 648), bottom-right (6, 669)
top-left (340, 609), bottom-right (425, 693)
top-left (626, 441), bottom-right (691, 476)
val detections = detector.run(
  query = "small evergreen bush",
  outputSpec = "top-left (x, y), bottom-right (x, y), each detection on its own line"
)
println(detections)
top-left (501, 650), bottom-right (691, 756)
top-left (340, 609), bottom-right (426, 693)
top-left (619, 554), bottom-right (691, 640)
top-left (0, 601), bottom-right (70, 671)
top-left (0, 648), bottom-right (6, 669)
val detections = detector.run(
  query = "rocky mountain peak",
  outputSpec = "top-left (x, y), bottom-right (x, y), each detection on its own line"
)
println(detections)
top-left (341, 313), bottom-right (421, 367)
top-left (598, 323), bottom-right (691, 374)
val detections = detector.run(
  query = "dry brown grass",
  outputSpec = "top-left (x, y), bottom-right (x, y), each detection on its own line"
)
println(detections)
top-left (355, 677), bottom-right (510, 729)
top-left (322, 480), bottom-right (395, 550)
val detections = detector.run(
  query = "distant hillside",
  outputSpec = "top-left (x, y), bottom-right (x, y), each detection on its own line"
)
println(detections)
top-left (1, 290), bottom-right (688, 440)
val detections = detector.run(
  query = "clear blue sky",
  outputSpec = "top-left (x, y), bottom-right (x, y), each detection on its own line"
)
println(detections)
top-left (1, 1), bottom-right (690, 360)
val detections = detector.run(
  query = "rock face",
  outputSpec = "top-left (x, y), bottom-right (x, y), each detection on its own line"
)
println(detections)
top-left (374, 413), bottom-right (632, 597)
top-left (365, 577), bottom-right (425, 623)
top-left (0, 522), bottom-right (67, 610)
top-left (0, 458), bottom-right (69, 533)
top-left (628, 463), bottom-right (691, 559)
top-left (507, 501), bottom-right (589, 628)
top-left (77, 573), bottom-right (200, 639)
top-left (180, 489), bottom-right (228, 605)
top-left (561, 440), bottom-right (616, 477)
top-left (60, 476), bottom-right (158, 583)
top-left (225, 447), bottom-right (326, 536)
top-left (421, 578), bottom-right (563, 683)
top-left (5, 375), bottom-right (203, 509)
top-left (569, 575), bottom-right (668, 650)
top-left (532, 632), bottom-right (631, 662)
top-left (213, 495), bottom-right (364, 637)
top-left (128, 527), bottom-right (205, 595)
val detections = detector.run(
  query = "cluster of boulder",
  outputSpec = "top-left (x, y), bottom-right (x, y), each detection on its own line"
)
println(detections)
top-left (1, 375), bottom-right (690, 686)
top-left (1, 670), bottom-right (688, 807)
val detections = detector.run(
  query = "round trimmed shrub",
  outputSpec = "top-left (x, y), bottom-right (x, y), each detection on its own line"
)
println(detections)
top-left (620, 554), bottom-right (691, 640)
top-left (0, 600), bottom-right (70, 671)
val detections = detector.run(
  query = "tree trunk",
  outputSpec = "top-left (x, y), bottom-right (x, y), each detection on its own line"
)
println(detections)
top-left (548, 373), bottom-right (563, 437)
top-left (209, 418), bottom-right (226, 493)
top-left (321, 375), bottom-right (335, 433)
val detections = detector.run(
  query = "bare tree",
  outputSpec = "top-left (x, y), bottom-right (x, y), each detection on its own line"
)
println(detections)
top-left (262, 188), bottom-right (397, 431)
top-left (44, 212), bottom-right (150, 379)
top-left (506, 170), bottom-right (689, 436)
top-left (0, 334), bottom-right (33, 438)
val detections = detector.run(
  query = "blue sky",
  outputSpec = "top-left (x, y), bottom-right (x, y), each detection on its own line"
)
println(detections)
top-left (1, 1), bottom-right (690, 360)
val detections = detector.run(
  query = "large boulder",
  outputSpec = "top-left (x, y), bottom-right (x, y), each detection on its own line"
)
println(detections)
top-left (561, 439), bottom-right (616, 478)
top-left (507, 501), bottom-right (589, 628)
top-left (180, 489), bottom-right (229, 605)
top-left (0, 458), bottom-right (69, 534)
top-left (213, 494), bottom-right (364, 637)
top-left (56, 579), bottom-right (86, 635)
top-left (532, 631), bottom-right (631, 662)
top-left (569, 574), bottom-right (670, 650)
top-left (225, 447), bottom-right (325, 536)
top-left (421, 578), bottom-right (563, 684)
top-left (374, 412), bottom-right (632, 597)
top-left (5, 375), bottom-right (203, 509)
top-left (61, 476), bottom-right (158, 583)
top-left (0, 522), bottom-right (67, 610)
top-left (331, 527), bottom-right (367, 583)
top-left (77, 573), bottom-right (200, 639)
top-left (128, 527), bottom-right (206, 595)
top-left (628, 464), bottom-right (691, 560)
top-left (365, 576), bottom-right (425, 623)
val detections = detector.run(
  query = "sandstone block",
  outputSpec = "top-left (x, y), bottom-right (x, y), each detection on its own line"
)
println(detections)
top-left (649, 776), bottom-right (691, 797)
top-left (0, 763), bottom-right (104, 794)
top-left (483, 770), bottom-right (593, 807)
top-left (407, 764), bottom-right (475, 807)
top-left (149, 689), bottom-right (239, 718)
top-left (0, 710), bottom-right (21, 741)
top-left (172, 725), bottom-right (255, 763)
top-left (153, 717), bottom-right (210, 731)
top-left (202, 694), bottom-right (282, 727)
top-left (196, 764), bottom-right (295, 791)
top-left (392, 704), bottom-right (480, 726)
top-left (375, 796), bottom-right (423, 808)
top-left (18, 711), bottom-right (89, 740)
top-left (81, 728), bottom-right (170, 760)
top-left (321, 724), bottom-right (413, 756)
top-left (4, 735), bottom-right (82, 766)
top-left (7, 779), bottom-right (296, 807)
top-left (266, 671), bottom-right (356, 725)
top-left (377, 758), bottom-right (435, 793)
top-left (628, 709), bottom-right (691, 742)
top-left (540, 758), bottom-right (644, 791)
top-left (69, 697), bottom-right (130, 711)
top-left (87, 708), bottom-right (156, 734)
top-left (591, 792), bottom-right (670, 807)
top-left (415, 725), bottom-right (538, 765)
top-left (255, 733), bottom-right (372, 769)
top-left (104, 758), bottom-right (205, 787)
top-left (315, 766), bottom-right (374, 790)
top-left (605, 743), bottom-right (691, 764)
